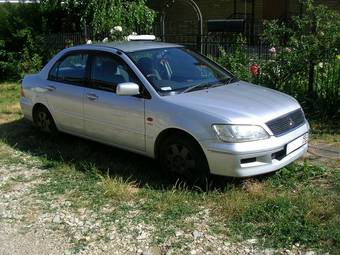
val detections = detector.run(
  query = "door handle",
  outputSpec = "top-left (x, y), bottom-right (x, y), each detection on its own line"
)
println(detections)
top-left (86, 93), bottom-right (98, 101)
top-left (46, 85), bottom-right (56, 91)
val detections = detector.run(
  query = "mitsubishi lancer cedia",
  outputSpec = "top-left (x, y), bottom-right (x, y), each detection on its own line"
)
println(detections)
top-left (20, 40), bottom-right (309, 179)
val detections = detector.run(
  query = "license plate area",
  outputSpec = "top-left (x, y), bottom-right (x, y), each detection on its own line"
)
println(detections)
top-left (286, 133), bottom-right (308, 155)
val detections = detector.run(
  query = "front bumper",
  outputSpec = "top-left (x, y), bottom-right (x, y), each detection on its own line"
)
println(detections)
top-left (203, 123), bottom-right (309, 177)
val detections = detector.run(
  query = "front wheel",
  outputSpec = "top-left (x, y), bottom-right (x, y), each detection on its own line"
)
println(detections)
top-left (158, 134), bottom-right (210, 182)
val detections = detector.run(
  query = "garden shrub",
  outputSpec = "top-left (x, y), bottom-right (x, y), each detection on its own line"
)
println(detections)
top-left (214, 35), bottom-right (253, 82)
top-left (0, 4), bottom-right (44, 81)
top-left (258, 0), bottom-right (340, 118)
top-left (0, 40), bottom-right (17, 80)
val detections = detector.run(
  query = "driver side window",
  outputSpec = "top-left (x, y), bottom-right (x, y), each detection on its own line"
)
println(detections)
top-left (90, 54), bottom-right (139, 92)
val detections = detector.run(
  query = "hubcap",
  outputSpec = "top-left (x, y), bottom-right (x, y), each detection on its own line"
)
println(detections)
top-left (37, 111), bottom-right (51, 131)
top-left (165, 144), bottom-right (195, 175)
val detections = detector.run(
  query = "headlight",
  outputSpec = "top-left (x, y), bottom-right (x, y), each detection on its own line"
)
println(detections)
top-left (212, 124), bottom-right (270, 143)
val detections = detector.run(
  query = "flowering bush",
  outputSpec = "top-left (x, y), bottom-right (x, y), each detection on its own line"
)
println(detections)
top-left (107, 25), bottom-right (128, 42)
top-left (254, 0), bottom-right (339, 118)
top-left (260, 0), bottom-right (340, 95)
top-left (250, 63), bottom-right (260, 77)
top-left (214, 1), bottom-right (339, 119)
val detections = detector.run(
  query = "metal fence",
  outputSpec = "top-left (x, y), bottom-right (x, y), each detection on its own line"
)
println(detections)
top-left (157, 34), bottom-right (269, 58)
top-left (313, 59), bottom-right (340, 105)
top-left (42, 32), bottom-right (270, 59)
top-left (42, 32), bottom-right (88, 54)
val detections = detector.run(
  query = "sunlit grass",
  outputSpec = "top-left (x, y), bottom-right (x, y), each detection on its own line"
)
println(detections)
top-left (100, 175), bottom-right (139, 202)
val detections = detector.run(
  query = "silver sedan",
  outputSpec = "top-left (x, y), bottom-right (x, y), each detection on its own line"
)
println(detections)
top-left (20, 41), bottom-right (309, 179)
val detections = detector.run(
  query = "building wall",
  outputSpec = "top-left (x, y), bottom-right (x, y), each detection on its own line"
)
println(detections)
top-left (148, 0), bottom-right (340, 35)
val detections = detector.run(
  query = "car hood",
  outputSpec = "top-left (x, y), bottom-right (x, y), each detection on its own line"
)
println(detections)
top-left (163, 81), bottom-right (301, 124)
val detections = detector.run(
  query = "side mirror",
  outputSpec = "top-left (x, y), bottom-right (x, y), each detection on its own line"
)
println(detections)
top-left (116, 82), bottom-right (140, 96)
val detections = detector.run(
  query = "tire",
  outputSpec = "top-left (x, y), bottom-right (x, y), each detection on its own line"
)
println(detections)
top-left (33, 105), bottom-right (57, 133)
top-left (158, 134), bottom-right (210, 183)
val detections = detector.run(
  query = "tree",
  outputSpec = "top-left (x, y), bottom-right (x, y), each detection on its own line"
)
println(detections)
top-left (40, 0), bottom-right (156, 38)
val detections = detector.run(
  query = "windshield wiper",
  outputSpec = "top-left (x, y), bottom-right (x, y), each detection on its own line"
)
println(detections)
top-left (180, 77), bottom-right (238, 94)
top-left (225, 77), bottom-right (238, 84)
top-left (180, 81), bottom-right (212, 94)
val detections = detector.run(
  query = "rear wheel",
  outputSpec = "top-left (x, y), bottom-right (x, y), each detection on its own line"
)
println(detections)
top-left (33, 105), bottom-right (57, 133)
top-left (158, 134), bottom-right (210, 182)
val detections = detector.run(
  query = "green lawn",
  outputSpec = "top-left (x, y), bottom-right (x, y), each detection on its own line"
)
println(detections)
top-left (0, 82), bottom-right (339, 253)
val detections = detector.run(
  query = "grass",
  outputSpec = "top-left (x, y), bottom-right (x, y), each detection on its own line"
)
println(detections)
top-left (0, 82), bottom-right (339, 253)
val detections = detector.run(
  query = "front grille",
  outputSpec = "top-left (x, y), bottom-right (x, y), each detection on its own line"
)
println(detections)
top-left (266, 109), bottom-right (305, 136)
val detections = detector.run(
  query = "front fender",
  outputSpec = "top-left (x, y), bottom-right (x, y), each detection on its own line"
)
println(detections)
top-left (144, 98), bottom-right (222, 157)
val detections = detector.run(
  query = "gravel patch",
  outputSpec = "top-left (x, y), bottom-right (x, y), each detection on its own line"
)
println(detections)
top-left (0, 222), bottom-right (70, 255)
top-left (0, 145), bottom-right (325, 255)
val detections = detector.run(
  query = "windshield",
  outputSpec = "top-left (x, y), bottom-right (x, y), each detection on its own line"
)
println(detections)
top-left (128, 47), bottom-right (234, 95)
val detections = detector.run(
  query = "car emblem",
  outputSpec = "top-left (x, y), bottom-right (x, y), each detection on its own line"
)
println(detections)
top-left (288, 118), bottom-right (294, 126)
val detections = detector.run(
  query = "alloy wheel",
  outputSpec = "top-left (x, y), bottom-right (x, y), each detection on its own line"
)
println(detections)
top-left (165, 143), bottom-right (196, 176)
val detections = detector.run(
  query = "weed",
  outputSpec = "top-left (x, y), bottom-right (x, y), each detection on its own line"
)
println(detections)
top-left (100, 174), bottom-right (139, 202)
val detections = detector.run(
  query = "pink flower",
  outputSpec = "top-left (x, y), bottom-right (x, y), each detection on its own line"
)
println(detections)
top-left (250, 63), bottom-right (260, 77)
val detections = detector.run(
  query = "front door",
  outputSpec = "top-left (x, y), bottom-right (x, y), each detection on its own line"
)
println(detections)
top-left (83, 52), bottom-right (146, 152)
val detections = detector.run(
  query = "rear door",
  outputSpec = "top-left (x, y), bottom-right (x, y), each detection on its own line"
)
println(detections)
top-left (83, 52), bottom-right (146, 151)
top-left (47, 52), bottom-right (88, 134)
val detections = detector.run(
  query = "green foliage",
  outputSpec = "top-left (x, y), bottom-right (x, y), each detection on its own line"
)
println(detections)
top-left (89, 0), bottom-right (155, 37)
top-left (0, 40), bottom-right (17, 80)
top-left (0, 28), bottom-right (43, 81)
top-left (16, 29), bottom-right (43, 77)
top-left (258, 0), bottom-right (340, 117)
top-left (262, 0), bottom-right (339, 65)
top-left (0, 4), bottom-right (44, 81)
top-left (41, 0), bottom-right (156, 40)
top-left (0, 0), bottom-right (156, 80)
top-left (213, 35), bottom-right (253, 81)
top-left (268, 161), bottom-right (327, 188)
top-left (258, 0), bottom-right (340, 89)
top-left (233, 194), bottom-right (333, 248)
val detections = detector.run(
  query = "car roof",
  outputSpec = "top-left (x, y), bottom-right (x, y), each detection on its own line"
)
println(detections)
top-left (77, 41), bottom-right (183, 53)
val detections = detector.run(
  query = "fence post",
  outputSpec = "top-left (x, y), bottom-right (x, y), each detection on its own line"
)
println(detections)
top-left (83, 19), bottom-right (88, 42)
top-left (308, 61), bottom-right (315, 96)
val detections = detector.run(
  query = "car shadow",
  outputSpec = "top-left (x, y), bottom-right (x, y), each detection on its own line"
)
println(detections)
top-left (0, 118), bottom-right (253, 191)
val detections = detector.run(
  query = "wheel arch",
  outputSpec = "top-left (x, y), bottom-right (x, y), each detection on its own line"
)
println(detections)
top-left (154, 127), bottom-right (206, 160)
top-left (32, 103), bottom-right (50, 121)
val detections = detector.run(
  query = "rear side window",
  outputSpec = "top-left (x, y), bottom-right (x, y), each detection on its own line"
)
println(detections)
top-left (49, 54), bottom-right (88, 85)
